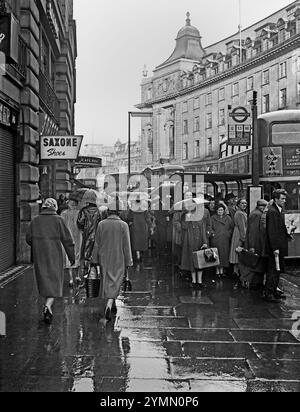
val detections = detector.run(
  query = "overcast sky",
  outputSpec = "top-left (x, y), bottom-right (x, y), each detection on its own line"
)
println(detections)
top-left (73, 0), bottom-right (291, 147)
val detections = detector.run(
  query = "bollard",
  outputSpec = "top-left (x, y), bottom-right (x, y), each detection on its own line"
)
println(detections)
top-left (0, 311), bottom-right (6, 337)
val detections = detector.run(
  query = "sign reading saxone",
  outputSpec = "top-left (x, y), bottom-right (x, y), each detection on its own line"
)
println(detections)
top-left (40, 135), bottom-right (83, 160)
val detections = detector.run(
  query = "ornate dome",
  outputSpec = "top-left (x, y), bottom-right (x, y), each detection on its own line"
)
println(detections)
top-left (158, 12), bottom-right (206, 68)
top-left (177, 12), bottom-right (201, 39)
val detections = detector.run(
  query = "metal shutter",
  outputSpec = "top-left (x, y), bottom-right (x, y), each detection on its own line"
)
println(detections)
top-left (0, 127), bottom-right (15, 272)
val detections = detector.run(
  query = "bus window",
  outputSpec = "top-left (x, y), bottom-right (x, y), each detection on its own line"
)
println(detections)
top-left (283, 182), bottom-right (300, 211)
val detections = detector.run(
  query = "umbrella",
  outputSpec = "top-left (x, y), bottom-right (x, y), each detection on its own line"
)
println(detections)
top-left (69, 189), bottom-right (109, 209)
top-left (171, 197), bottom-right (209, 213)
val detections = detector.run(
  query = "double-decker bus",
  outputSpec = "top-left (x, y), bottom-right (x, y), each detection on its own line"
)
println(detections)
top-left (258, 110), bottom-right (300, 258)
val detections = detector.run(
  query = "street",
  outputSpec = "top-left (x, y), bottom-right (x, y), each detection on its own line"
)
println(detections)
top-left (1, 253), bottom-right (300, 393)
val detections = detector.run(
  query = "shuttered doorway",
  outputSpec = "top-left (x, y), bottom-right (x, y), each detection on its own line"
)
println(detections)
top-left (0, 127), bottom-right (15, 272)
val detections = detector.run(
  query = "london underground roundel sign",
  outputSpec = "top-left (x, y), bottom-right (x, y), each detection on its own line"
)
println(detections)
top-left (229, 106), bottom-right (251, 123)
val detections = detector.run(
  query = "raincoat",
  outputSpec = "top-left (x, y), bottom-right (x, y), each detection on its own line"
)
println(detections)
top-left (77, 205), bottom-right (102, 262)
top-left (211, 214), bottom-right (234, 268)
top-left (92, 216), bottom-right (133, 299)
top-left (26, 209), bottom-right (75, 298)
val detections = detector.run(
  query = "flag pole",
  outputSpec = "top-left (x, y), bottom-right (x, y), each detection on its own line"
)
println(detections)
top-left (239, 0), bottom-right (242, 63)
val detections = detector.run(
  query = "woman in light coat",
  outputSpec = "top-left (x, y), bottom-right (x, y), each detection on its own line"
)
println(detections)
top-left (92, 201), bottom-right (133, 322)
top-left (229, 198), bottom-right (248, 278)
top-left (26, 198), bottom-right (75, 324)
top-left (61, 199), bottom-right (82, 287)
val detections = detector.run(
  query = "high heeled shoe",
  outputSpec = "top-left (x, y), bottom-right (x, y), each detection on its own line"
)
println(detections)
top-left (105, 307), bottom-right (112, 322)
top-left (43, 307), bottom-right (53, 325)
top-left (111, 301), bottom-right (117, 315)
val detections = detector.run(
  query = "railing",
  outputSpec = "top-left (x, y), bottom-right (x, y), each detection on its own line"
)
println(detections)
top-left (39, 70), bottom-right (60, 124)
top-left (9, 36), bottom-right (27, 80)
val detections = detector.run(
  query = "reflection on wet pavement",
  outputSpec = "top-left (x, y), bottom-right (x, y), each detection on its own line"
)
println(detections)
top-left (1, 254), bottom-right (300, 392)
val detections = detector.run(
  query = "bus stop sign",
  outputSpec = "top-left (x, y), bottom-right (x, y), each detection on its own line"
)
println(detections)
top-left (228, 106), bottom-right (252, 146)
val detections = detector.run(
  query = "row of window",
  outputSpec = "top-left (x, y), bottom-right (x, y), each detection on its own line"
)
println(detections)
top-left (182, 87), bottom-right (290, 134)
top-left (181, 60), bottom-right (294, 113)
top-left (182, 138), bottom-right (248, 161)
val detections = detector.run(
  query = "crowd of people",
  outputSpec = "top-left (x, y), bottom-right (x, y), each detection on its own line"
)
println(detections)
top-left (26, 187), bottom-right (295, 325)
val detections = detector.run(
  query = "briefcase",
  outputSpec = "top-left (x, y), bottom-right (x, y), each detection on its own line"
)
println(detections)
top-left (193, 248), bottom-right (220, 270)
top-left (238, 249), bottom-right (260, 270)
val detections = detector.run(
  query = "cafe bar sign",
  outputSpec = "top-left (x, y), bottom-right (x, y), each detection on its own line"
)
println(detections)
top-left (40, 135), bottom-right (83, 160)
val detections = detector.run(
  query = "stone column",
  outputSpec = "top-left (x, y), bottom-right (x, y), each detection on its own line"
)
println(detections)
top-left (18, 0), bottom-right (41, 263)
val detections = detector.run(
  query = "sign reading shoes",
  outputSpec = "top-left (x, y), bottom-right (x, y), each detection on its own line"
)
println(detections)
top-left (41, 136), bottom-right (83, 160)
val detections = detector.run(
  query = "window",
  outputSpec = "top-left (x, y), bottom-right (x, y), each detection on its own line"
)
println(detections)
top-left (183, 143), bottom-right (188, 160)
top-left (297, 83), bottom-right (300, 103)
top-left (247, 76), bottom-right (254, 91)
top-left (232, 82), bottom-right (239, 96)
top-left (147, 87), bottom-right (152, 100)
top-left (207, 138), bottom-right (213, 156)
top-left (206, 113), bottom-right (212, 129)
top-left (219, 88), bottom-right (225, 101)
top-left (272, 123), bottom-right (300, 145)
top-left (279, 28), bottom-right (285, 43)
top-left (220, 142), bottom-right (228, 159)
top-left (279, 88), bottom-right (287, 108)
top-left (169, 125), bottom-right (175, 159)
top-left (183, 102), bottom-right (188, 113)
top-left (219, 109), bottom-right (225, 126)
top-left (183, 120), bottom-right (189, 135)
top-left (194, 117), bottom-right (200, 132)
top-left (194, 140), bottom-right (200, 158)
top-left (263, 70), bottom-right (269, 84)
top-left (279, 62), bottom-right (287, 78)
top-left (263, 94), bottom-right (270, 113)
top-left (206, 93), bottom-right (212, 105)
top-left (194, 97), bottom-right (200, 109)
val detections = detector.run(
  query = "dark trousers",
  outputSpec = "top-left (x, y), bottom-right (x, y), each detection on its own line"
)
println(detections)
top-left (265, 255), bottom-right (285, 296)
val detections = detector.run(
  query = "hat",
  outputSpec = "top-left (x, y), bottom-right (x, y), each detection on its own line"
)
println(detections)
top-left (257, 199), bottom-right (268, 207)
top-left (225, 193), bottom-right (237, 201)
top-left (82, 190), bottom-right (98, 205)
top-left (42, 198), bottom-right (58, 211)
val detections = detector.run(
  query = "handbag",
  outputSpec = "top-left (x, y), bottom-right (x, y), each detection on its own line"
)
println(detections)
top-left (238, 249), bottom-right (260, 269)
top-left (193, 248), bottom-right (220, 270)
top-left (85, 264), bottom-right (102, 298)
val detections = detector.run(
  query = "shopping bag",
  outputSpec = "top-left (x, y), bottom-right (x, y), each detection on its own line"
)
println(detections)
top-left (193, 248), bottom-right (220, 270)
top-left (85, 264), bottom-right (102, 298)
top-left (238, 249), bottom-right (260, 269)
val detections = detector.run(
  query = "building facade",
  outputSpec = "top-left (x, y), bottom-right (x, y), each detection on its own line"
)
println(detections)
top-left (137, 1), bottom-right (300, 176)
top-left (0, 0), bottom-right (77, 271)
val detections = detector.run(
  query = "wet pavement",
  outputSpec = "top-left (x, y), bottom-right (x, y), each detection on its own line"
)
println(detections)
top-left (1, 253), bottom-right (300, 393)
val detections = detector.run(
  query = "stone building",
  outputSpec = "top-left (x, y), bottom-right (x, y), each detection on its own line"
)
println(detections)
top-left (0, 0), bottom-right (77, 271)
top-left (137, 1), bottom-right (300, 175)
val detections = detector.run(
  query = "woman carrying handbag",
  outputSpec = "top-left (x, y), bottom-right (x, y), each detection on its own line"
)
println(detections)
top-left (92, 199), bottom-right (133, 322)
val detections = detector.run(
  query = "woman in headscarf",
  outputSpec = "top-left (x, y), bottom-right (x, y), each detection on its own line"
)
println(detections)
top-left (92, 199), bottom-right (133, 322)
top-left (26, 198), bottom-right (75, 324)
top-left (211, 203), bottom-right (234, 278)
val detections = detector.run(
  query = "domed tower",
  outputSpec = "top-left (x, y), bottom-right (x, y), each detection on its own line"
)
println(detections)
top-left (158, 12), bottom-right (206, 67)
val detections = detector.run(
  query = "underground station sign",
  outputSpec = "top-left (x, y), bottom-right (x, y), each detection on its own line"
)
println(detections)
top-left (228, 106), bottom-right (252, 146)
top-left (40, 135), bottom-right (83, 160)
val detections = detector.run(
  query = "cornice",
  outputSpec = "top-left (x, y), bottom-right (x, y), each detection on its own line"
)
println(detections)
top-left (137, 34), bottom-right (300, 109)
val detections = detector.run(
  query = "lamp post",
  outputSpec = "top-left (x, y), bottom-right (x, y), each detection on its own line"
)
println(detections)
top-left (128, 111), bottom-right (153, 177)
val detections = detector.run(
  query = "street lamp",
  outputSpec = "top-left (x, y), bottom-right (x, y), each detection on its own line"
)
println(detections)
top-left (128, 111), bottom-right (153, 176)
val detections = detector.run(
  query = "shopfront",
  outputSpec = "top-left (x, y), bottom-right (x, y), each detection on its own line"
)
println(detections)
top-left (0, 100), bottom-right (18, 272)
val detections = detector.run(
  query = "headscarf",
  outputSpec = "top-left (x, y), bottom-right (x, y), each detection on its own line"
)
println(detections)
top-left (42, 198), bottom-right (58, 211)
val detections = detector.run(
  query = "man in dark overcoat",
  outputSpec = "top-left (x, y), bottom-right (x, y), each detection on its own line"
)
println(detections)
top-left (265, 190), bottom-right (292, 302)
